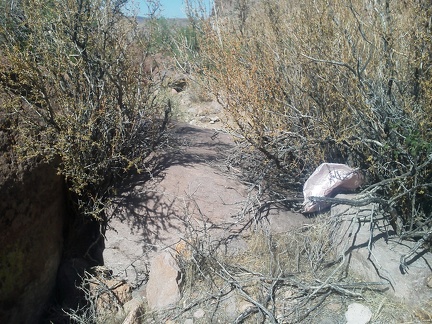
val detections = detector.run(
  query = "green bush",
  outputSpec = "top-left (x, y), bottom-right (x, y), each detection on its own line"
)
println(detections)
top-left (0, 0), bottom-right (170, 219)
top-left (187, 0), bottom-right (432, 237)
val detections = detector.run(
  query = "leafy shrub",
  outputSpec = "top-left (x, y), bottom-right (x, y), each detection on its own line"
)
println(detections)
top-left (187, 0), bottom-right (432, 237)
top-left (0, 0), bottom-right (170, 219)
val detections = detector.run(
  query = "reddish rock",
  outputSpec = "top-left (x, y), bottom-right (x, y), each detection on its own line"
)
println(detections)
top-left (0, 163), bottom-right (66, 323)
top-left (122, 298), bottom-right (145, 324)
top-left (145, 251), bottom-right (182, 310)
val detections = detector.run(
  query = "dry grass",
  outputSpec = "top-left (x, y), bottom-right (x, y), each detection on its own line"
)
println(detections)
top-left (139, 211), bottom-right (423, 323)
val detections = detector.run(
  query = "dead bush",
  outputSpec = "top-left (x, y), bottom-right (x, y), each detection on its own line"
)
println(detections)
top-left (165, 214), bottom-right (414, 323)
top-left (185, 0), bottom-right (432, 242)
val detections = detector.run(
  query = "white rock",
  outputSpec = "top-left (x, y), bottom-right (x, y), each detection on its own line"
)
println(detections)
top-left (193, 308), bottom-right (205, 318)
top-left (238, 301), bottom-right (254, 313)
top-left (209, 116), bottom-right (220, 124)
top-left (345, 303), bottom-right (372, 324)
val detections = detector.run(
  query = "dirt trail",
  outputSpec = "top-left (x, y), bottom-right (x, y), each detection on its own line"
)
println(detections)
top-left (103, 122), bottom-right (308, 292)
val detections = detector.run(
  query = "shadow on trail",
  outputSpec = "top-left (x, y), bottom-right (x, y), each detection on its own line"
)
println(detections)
top-left (106, 123), bottom-right (237, 251)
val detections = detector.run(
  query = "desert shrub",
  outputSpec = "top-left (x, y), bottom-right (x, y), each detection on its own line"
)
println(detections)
top-left (0, 0), bottom-right (170, 219)
top-left (144, 17), bottom-right (200, 57)
top-left (186, 0), bottom-right (432, 238)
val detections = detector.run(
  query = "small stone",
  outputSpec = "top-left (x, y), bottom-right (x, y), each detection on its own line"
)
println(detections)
top-left (238, 301), bottom-right (254, 313)
top-left (184, 319), bottom-right (194, 324)
top-left (427, 275), bottom-right (432, 288)
top-left (345, 303), bottom-right (372, 324)
top-left (284, 289), bottom-right (295, 299)
top-left (89, 278), bottom-right (132, 316)
top-left (176, 240), bottom-right (192, 260)
top-left (209, 116), bottom-right (220, 124)
top-left (193, 308), bottom-right (205, 318)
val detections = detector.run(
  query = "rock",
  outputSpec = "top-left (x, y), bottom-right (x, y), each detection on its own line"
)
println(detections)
top-left (302, 163), bottom-right (363, 213)
top-left (345, 303), bottom-right (372, 324)
top-left (218, 290), bottom-right (238, 321)
top-left (56, 258), bottom-right (90, 309)
top-left (209, 116), bottom-right (220, 124)
top-left (332, 194), bottom-right (432, 306)
top-left (175, 240), bottom-right (193, 260)
top-left (145, 251), bottom-right (182, 310)
top-left (238, 301), bottom-right (255, 313)
top-left (89, 277), bottom-right (132, 316)
top-left (0, 163), bottom-right (66, 323)
top-left (427, 275), bottom-right (432, 288)
top-left (121, 298), bottom-right (144, 324)
top-left (193, 308), bottom-right (205, 318)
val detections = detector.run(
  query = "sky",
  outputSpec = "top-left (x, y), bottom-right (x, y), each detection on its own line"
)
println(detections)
top-left (134, 0), bottom-right (188, 18)
top-left (130, 0), bottom-right (213, 19)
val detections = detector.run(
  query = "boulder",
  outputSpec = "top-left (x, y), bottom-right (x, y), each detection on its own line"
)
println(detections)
top-left (0, 163), bottom-right (66, 323)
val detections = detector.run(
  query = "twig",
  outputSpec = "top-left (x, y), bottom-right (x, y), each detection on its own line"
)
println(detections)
top-left (172, 285), bottom-right (234, 320)
top-left (234, 304), bottom-right (259, 323)
top-left (300, 53), bottom-right (356, 75)
top-left (309, 195), bottom-right (385, 207)
top-left (400, 228), bottom-right (432, 274)
top-left (216, 259), bottom-right (278, 323)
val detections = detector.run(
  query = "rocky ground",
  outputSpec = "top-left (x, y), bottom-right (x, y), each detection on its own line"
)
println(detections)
top-left (100, 89), bottom-right (431, 323)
